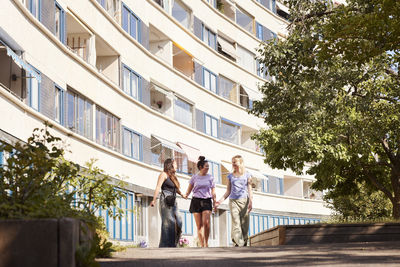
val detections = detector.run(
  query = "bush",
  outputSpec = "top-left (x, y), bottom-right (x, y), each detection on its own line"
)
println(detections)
top-left (0, 124), bottom-right (126, 264)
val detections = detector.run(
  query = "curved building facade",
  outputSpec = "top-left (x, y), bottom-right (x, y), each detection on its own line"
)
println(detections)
top-left (0, 0), bottom-right (331, 247)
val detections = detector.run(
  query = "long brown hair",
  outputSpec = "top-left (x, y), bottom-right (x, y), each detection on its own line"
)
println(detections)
top-left (163, 158), bottom-right (180, 192)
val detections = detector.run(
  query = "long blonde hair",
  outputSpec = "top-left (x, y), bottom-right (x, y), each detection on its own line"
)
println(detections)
top-left (232, 155), bottom-right (245, 176)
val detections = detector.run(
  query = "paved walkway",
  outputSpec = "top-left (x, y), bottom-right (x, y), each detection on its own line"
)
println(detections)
top-left (98, 241), bottom-right (400, 267)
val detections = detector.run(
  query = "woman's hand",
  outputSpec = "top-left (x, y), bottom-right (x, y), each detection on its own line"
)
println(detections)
top-left (248, 200), bottom-right (252, 212)
top-left (150, 200), bottom-right (156, 207)
top-left (214, 200), bottom-right (220, 211)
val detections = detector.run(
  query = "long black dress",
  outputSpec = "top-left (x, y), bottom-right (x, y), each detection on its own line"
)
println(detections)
top-left (159, 177), bottom-right (182, 247)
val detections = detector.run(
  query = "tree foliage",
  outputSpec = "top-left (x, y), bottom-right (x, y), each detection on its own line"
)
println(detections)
top-left (252, 0), bottom-right (400, 218)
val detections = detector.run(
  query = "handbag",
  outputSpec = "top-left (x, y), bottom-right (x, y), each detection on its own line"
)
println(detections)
top-left (163, 187), bottom-right (176, 207)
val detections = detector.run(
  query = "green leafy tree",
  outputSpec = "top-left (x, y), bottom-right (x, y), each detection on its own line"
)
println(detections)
top-left (326, 181), bottom-right (392, 221)
top-left (252, 0), bottom-right (400, 218)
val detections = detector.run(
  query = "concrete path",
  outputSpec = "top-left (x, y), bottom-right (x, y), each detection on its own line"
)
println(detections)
top-left (98, 241), bottom-right (400, 267)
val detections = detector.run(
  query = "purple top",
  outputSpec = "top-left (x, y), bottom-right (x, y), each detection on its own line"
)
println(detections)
top-left (189, 174), bottom-right (215, 199)
top-left (228, 172), bottom-right (251, 199)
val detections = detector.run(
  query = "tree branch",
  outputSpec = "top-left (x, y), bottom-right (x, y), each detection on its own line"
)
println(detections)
top-left (381, 138), bottom-right (397, 166)
top-left (365, 172), bottom-right (394, 202)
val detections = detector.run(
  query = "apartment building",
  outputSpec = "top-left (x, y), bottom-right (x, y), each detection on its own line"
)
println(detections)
top-left (0, 0), bottom-right (331, 247)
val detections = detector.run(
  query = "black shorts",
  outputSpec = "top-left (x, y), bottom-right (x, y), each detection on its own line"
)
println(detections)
top-left (189, 197), bottom-right (213, 213)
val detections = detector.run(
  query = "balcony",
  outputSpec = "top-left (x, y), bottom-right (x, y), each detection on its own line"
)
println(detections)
top-left (216, 0), bottom-right (235, 22)
top-left (149, 83), bottom-right (173, 117)
top-left (95, 35), bottom-right (120, 84)
top-left (149, 25), bottom-right (172, 65)
top-left (173, 43), bottom-right (194, 79)
top-left (66, 13), bottom-right (92, 64)
top-left (241, 125), bottom-right (260, 152)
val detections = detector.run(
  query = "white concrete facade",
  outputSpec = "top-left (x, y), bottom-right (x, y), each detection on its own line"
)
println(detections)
top-left (0, 0), bottom-right (331, 247)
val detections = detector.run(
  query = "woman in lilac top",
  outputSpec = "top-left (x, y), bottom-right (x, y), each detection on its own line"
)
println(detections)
top-left (215, 155), bottom-right (253, 246)
top-left (184, 156), bottom-right (216, 247)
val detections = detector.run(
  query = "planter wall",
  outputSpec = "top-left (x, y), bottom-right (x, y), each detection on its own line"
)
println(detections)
top-left (249, 223), bottom-right (400, 246)
top-left (0, 218), bottom-right (80, 267)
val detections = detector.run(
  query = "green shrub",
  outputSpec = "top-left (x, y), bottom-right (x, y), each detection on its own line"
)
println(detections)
top-left (0, 124), bottom-right (126, 264)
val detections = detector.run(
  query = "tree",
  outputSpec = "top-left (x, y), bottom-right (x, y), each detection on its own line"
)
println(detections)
top-left (326, 181), bottom-right (392, 221)
top-left (252, 0), bottom-right (400, 218)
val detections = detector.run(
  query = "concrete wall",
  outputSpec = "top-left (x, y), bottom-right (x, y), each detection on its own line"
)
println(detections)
top-left (0, 218), bottom-right (80, 267)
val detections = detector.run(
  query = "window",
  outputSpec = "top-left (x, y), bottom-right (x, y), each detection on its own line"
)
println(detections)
top-left (236, 7), bottom-right (254, 34)
top-left (54, 85), bottom-right (64, 125)
top-left (123, 127), bottom-right (142, 160)
top-left (172, 0), bottom-right (190, 29)
top-left (66, 90), bottom-right (92, 139)
top-left (203, 68), bottom-right (217, 94)
top-left (0, 150), bottom-right (3, 166)
top-left (122, 3), bottom-right (141, 41)
top-left (204, 114), bottom-right (218, 138)
top-left (202, 25), bottom-right (216, 49)
top-left (28, 72), bottom-right (40, 111)
top-left (261, 177), bottom-right (269, 193)
top-left (257, 60), bottom-right (269, 79)
top-left (256, 23), bottom-right (263, 40)
top-left (180, 210), bottom-right (193, 235)
top-left (150, 135), bottom-right (187, 171)
top-left (217, 35), bottom-right (236, 61)
top-left (100, 190), bottom-right (135, 241)
top-left (134, 195), bottom-right (146, 239)
top-left (256, 0), bottom-right (276, 12)
top-left (174, 150), bottom-right (188, 174)
top-left (218, 75), bottom-right (236, 102)
top-left (96, 106), bottom-right (120, 151)
top-left (208, 161), bottom-right (220, 184)
top-left (237, 45), bottom-right (255, 73)
top-left (28, 0), bottom-right (41, 20)
top-left (55, 2), bottom-right (65, 43)
top-left (122, 64), bottom-right (141, 100)
top-left (221, 118), bottom-right (240, 144)
top-left (266, 175), bottom-right (284, 195)
top-left (174, 97), bottom-right (193, 127)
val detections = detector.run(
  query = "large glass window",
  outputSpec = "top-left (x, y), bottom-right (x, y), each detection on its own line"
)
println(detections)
top-left (172, 0), bottom-right (190, 28)
top-left (28, 76), bottom-right (40, 111)
top-left (256, 0), bottom-right (275, 12)
top-left (203, 68), bottom-right (217, 94)
top-left (208, 161), bottom-right (220, 184)
top-left (218, 75), bottom-right (236, 101)
top-left (28, 0), bottom-right (41, 20)
top-left (123, 128), bottom-right (141, 160)
top-left (180, 210), bottom-right (193, 235)
top-left (236, 7), bottom-right (254, 34)
top-left (54, 85), bottom-right (64, 124)
top-left (204, 114), bottom-right (218, 138)
top-left (134, 195), bottom-right (146, 239)
top-left (237, 45), bottom-right (255, 73)
top-left (122, 3), bottom-right (140, 41)
top-left (96, 106), bottom-right (120, 151)
top-left (221, 119), bottom-right (240, 144)
top-left (174, 97), bottom-right (193, 127)
top-left (55, 2), bottom-right (65, 43)
top-left (122, 65), bottom-right (140, 100)
top-left (66, 90), bottom-right (92, 139)
top-left (266, 176), bottom-right (284, 195)
top-left (202, 25), bottom-right (216, 50)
